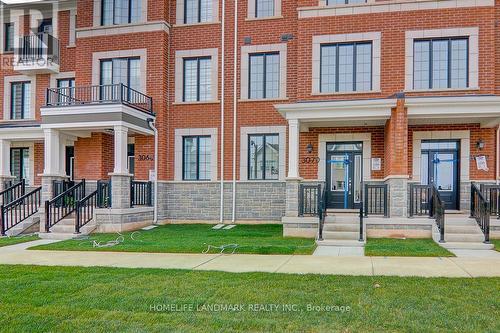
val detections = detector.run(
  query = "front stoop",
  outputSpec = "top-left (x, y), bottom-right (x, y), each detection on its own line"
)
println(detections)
top-left (39, 217), bottom-right (97, 240)
top-left (5, 214), bottom-right (41, 237)
top-left (318, 214), bottom-right (365, 248)
top-left (434, 215), bottom-right (494, 250)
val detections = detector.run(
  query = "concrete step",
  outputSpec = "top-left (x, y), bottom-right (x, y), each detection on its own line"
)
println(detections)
top-left (316, 239), bottom-right (365, 247)
top-left (322, 231), bottom-right (359, 240)
top-left (440, 242), bottom-right (494, 250)
top-left (445, 225), bottom-right (483, 234)
top-left (444, 233), bottom-right (485, 243)
top-left (38, 232), bottom-right (83, 240)
top-left (324, 215), bottom-right (359, 224)
top-left (5, 215), bottom-right (40, 237)
top-left (323, 223), bottom-right (359, 232)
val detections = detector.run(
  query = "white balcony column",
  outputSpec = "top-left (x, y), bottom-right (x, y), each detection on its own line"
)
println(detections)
top-left (113, 125), bottom-right (129, 175)
top-left (43, 129), bottom-right (61, 176)
top-left (0, 140), bottom-right (14, 191)
top-left (287, 119), bottom-right (300, 179)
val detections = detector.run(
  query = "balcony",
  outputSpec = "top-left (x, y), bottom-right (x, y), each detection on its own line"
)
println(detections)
top-left (42, 84), bottom-right (155, 136)
top-left (14, 33), bottom-right (60, 74)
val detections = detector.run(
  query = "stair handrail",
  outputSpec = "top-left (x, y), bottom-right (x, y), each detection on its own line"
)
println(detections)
top-left (471, 183), bottom-right (490, 243)
top-left (45, 179), bottom-right (86, 232)
top-left (0, 179), bottom-right (25, 206)
top-left (75, 189), bottom-right (98, 234)
top-left (318, 182), bottom-right (327, 241)
top-left (359, 182), bottom-right (364, 242)
top-left (430, 184), bottom-right (445, 243)
top-left (0, 186), bottom-right (41, 236)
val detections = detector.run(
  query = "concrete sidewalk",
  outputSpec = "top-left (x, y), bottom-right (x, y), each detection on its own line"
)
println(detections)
top-left (1, 240), bottom-right (500, 277)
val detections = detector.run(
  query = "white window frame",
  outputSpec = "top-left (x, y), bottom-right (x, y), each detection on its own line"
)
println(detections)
top-left (175, 0), bottom-right (220, 25)
top-left (405, 27), bottom-right (479, 92)
top-left (240, 126), bottom-right (286, 181)
top-left (175, 48), bottom-right (219, 103)
top-left (240, 43), bottom-right (287, 100)
top-left (312, 32), bottom-right (381, 95)
top-left (3, 76), bottom-right (36, 121)
top-left (10, 142), bottom-right (34, 186)
top-left (247, 0), bottom-right (282, 19)
top-left (174, 128), bottom-right (218, 181)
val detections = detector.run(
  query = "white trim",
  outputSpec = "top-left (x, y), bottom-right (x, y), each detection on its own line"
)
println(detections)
top-left (78, 21), bottom-right (170, 38)
top-left (318, 133), bottom-right (372, 182)
top-left (91, 49), bottom-right (147, 93)
top-left (3, 75), bottom-right (36, 121)
top-left (247, 0), bottom-right (282, 19)
top-left (174, 128), bottom-right (218, 181)
top-left (312, 32), bottom-right (381, 95)
top-left (175, 48), bottom-right (219, 103)
top-left (68, 9), bottom-right (77, 46)
top-left (405, 27), bottom-right (479, 91)
top-left (49, 71), bottom-right (76, 89)
top-left (175, 0), bottom-right (220, 25)
top-left (10, 141), bottom-right (35, 186)
top-left (299, 0), bottom-right (494, 18)
top-left (412, 130), bottom-right (470, 182)
top-left (93, 0), bottom-right (148, 27)
top-left (240, 43), bottom-right (287, 100)
top-left (239, 126), bottom-right (286, 181)
top-left (0, 127), bottom-right (44, 141)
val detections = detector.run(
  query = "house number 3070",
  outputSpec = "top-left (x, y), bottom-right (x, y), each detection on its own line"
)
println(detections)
top-left (138, 155), bottom-right (154, 161)
top-left (301, 157), bottom-right (320, 164)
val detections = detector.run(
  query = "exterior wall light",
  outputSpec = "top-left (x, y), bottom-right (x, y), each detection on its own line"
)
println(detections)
top-left (476, 139), bottom-right (485, 150)
top-left (306, 143), bottom-right (313, 154)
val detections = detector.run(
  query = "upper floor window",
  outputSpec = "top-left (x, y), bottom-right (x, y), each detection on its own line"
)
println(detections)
top-left (4, 23), bottom-right (13, 52)
top-left (326, 0), bottom-right (366, 5)
top-left (320, 42), bottom-right (372, 93)
top-left (413, 38), bottom-right (469, 90)
top-left (248, 134), bottom-right (279, 180)
top-left (185, 0), bottom-right (213, 24)
top-left (183, 57), bottom-right (212, 102)
top-left (102, 0), bottom-right (141, 26)
top-left (255, 0), bottom-right (274, 18)
top-left (11, 82), bottom-right (31, 120)
top-left (100, 57), bottom-right (141, 91)
top-left (183, 136), bottom-right (211, 181)
top-left (249, 52), bottom-right (280, 99)
top-left (57, 78), bottom-right (76, 103)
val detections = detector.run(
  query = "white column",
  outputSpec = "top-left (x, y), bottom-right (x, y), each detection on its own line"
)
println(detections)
top-left (287, 119), bottom-right (300, 179)
top-left (0, 140), bottom-right (11, 177)
top-left (113, 125), bottom-right (129, 174)
top-left (43, 129), bottom-right (61, 175)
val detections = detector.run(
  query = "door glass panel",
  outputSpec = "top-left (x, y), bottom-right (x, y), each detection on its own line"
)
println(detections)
top-left (327, 143), bottom-right (362, 152)
top-left (330, 156), bottom-right (347, 191)
top-left (433, 153), bottom-right (454, 191)
top-left (420, 153), bottom-right (429, 185)
top-left (353, 154), bottom-right (362, 203)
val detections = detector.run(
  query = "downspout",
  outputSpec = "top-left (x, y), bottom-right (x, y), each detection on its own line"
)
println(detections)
top-left (231, 0), bottom-right (238, 223)
top-left (220, 0), bottom-right (226, 222)
top-left (147, 118), bottom-right (159, 224)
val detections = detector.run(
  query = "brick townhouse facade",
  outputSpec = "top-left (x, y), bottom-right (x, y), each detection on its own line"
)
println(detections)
top-left (0, 0), bottom-right (499, 244)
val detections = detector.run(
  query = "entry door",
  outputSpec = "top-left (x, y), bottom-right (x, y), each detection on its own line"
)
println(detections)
top-left (65, 146), bottom-right (74, 181)
top-left (326, 151), bottom-right (363, 209)
top-left (421, 141), bottom-right (459, 210)
top-left (10, 148), bottom-right (30, 185)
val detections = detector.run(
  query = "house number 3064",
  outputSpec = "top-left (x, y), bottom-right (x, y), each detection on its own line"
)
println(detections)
top-left (138, 155), bottom-right (154, 161)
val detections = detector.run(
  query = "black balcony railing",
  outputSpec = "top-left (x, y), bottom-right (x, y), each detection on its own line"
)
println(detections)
top-left (16, 33), bottom-right (60, 65)
top-left (45, 83), bottom-right (154, 114)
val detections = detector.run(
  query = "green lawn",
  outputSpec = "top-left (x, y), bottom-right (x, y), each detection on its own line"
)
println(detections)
top-left (493, 239), bottom-right (500, 252)
top-left (0, 235), bottom-right (38, 248)
top-left (365, 238), bottom-right (455, 257)
top-left (30, 224), bottom-right (316, 255)
top-left (0, 265), bottom-right (498, 332)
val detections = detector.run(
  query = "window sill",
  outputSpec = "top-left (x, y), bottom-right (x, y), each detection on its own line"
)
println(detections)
top-left (404, 87), bottom-right (480, 93)
top-left (67, 44), bottom-right (76, 49)
top-left (174, 21), bottom-right (221, 28)
top-left (1, 51), bottom-right (14, 55)
top-left (312, 90), bottom-right (381, 96)
top-left (245, 16), bottom-right (283, 22)
top-left (238, 98), bottom-right (288, 103)
top-left (173, 100), bottom-right (220, 106)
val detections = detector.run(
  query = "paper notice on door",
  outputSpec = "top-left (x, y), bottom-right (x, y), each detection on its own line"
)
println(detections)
top-left (475, 156), bottom-right (489, 171)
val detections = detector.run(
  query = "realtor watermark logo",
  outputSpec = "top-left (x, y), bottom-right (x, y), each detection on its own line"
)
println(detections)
top-left (149, 303), bottom-right (351, 313)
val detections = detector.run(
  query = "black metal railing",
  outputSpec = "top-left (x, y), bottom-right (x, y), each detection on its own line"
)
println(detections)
top-left (97, 180), bottom-right (112, 208)
top-left (45, 180), bottom-right (86, 232)
top-left (131, 181), bottom-right (153, 207)
top-left (16, 32), bottom-right (60, 65)
top-left (430, 184), bottom-right (445, 243)
top-left (75, 190), bottom-right (98, 234)
top-left (471, 183), bottom-right (490, 243)
top-left (0, 179), bottom-right (25, 206)
top-left (409, 184), bottom-right (433, 217)
top-left (364, 183), bottom-right (389, 217)
top-left (45, 83), bottom-right (154, 114)
top-left (359, 182), bottom-right (364, 242)
top-left (53, 180), bottom-right (75, 198)
top-left (0, 187), bottom-right (41, 236)
top-left (299, 184), bottom-right (322, 216)
top-left (480, 184), bottom-right (500, 218)
top-left (318, 184), bottom-right (327, 241)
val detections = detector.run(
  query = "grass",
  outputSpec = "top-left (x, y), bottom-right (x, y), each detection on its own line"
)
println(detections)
top-left (0, 235), bottom-right (38, 248)
top-left (30, 224), bottom-right (316, 255)
top-left (0, 265), bottom-right (498, 332)
top-left (365, 238), bottom-right (455, 257)
top-left (493, 239), bottom-right (500, 252)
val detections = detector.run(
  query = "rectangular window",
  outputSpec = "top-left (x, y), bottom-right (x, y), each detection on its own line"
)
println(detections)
top-left (249, 52), bottom-right (280, 99)
top-left (413, 38), bottom-right (469, 90)
top-left (100, 57), bottom-right (141, 90)
top-left (183, 57), bottom-right (212, 102)
top-left (320, 42), bottom-right (372, 93)
top-left (10, 148), bottom-right (30, 185)
top-left (4, 23), bottom-right (13, 52)
top-left (248, 134), bottom-right (279, 180)
top-left (185, 0), bottom-right (212, 24)
top-left (11, 82), bottom-right (31, 120)
top-left (255, 0), bottom-right (274, 18)
top-left (101, 0), bottom-right (141, 26)
top-left (57, 78), bottom-right (75, 104)
top-left (183, 136), bottom-right (211, 180)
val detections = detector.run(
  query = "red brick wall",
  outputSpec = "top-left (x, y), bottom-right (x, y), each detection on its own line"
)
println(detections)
top-left (33, 142), bottom-right (44, 186)
top-left (384, 100), bottom-right (408, 177)
top-left (74, 133), bottom-right (114, 181)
